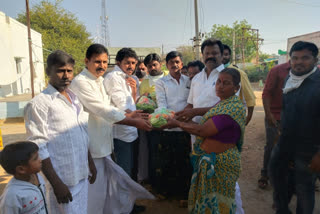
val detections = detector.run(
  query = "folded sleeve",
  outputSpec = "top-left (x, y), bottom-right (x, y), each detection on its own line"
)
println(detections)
top-left (24, 102), bottom-right (50, 160)
top-left (70, 79), bottom-right (125, 124)
top-left (155, 79), bottom-right (168, 109)
top-left (239, 70), bottom-right (256, 107)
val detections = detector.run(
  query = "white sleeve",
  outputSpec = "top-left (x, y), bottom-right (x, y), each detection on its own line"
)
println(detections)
top-left (187, 80), bottom-right (195, 105)
top-left (155, 79), bottom-right (168, 109)
top-left (103, 75), bottom-right (129, 111)
top-left (70, 79), bottom-right (125, 124)
top-left (24, 102), bottom-right (50, 160)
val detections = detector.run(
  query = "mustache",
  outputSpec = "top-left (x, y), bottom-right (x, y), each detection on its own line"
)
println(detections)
top-left (96, 67), bottom-right (105, 72)
top-left (205, 57), bottom-right (217, 63)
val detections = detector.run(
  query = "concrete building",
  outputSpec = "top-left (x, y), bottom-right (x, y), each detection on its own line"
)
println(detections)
top-left (0, 11), bottom-right (45, 98)
top-left (107, 47), bottom-right (161, 65)
top-left (287, 31), bottom-right (320, 54)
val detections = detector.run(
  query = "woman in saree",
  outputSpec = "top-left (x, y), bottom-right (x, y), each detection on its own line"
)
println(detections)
top-left (163, 67), bottom-right (246, 213)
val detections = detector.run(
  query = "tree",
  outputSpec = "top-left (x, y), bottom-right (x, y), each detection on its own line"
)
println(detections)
top-left (206, 20), bottom-right (261, 63)
top-left (17, 1), bottom-right (92, 74)
top-left (176, 46), bottom-right (195, 65)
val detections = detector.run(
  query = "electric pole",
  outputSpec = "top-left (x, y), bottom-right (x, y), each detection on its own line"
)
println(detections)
top-left (193, 0), bottom-right (201, 60)
top-left (241, 28), bottom-right (246, 67)
top-left (242, 27), bottom-right (264, 65)
top-left (232, 30), bottom-right (236, 64)
top-left (26, 0), bottom-right (35, 98)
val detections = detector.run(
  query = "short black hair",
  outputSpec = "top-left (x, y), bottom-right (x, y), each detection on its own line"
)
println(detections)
top-left (136, 60), bottom-right (144, 69)
top-left (115, 48), bottom-right (138, 62)
top-left (289, 41), bottom-right (319, 58)
top-left (165, 51), bottom-right (183, 63)
top-left (220, 67), bottom-right (241, 86)
top-left (144, 53), bottom-right (161, 65)
top-left (187, 60), bottom-right (205, 71)
top-left (223, 44), bottom-right (232, 55)
top-left (86, 43), bottom-right (109, 60)
top-left (0, 141), bottom-right (39, 175)
top-left (201, 39), bottom-right (224, 54)
top-left (46, 50), bottom-right (75, 75)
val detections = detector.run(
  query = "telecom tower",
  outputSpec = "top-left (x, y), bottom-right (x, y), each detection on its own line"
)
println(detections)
top-left (100, 0), bottom-right (110, 47)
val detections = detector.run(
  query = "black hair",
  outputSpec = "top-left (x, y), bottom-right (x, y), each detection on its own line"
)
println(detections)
top-left (115, 48), bottom-right (138, 62)
top-left (86, 43), bottom-right (109, 60)
top-left (0, 141), bottom-right (39, 175)
top-left (289, 41), bottom-right (319, 58)
top-left (165, 51), bottom-right (183, 63)
top-left (223, 44), bottom-right (232, 55)
top-left (201, 39), bottom-right (224, 54)
top-left (220, 67), bottom-right (241, 86)
top-left (144, 53), bottom-right (161, 65)
top-left (187, 60), bottom-right (205, 71)
top-left (136, 60), bottom-right (144, 69)
top-left (46, 50), bottom-right (75, 75)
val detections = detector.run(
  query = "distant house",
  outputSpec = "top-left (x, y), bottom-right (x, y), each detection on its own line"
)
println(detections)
top-left (287, 31), bottom-right (320, 55)
top-left (0, 11), bottom-right (45, 98)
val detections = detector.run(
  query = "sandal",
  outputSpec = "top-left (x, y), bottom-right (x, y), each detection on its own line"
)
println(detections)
top-left (258, 176), bottom-right (268, 189)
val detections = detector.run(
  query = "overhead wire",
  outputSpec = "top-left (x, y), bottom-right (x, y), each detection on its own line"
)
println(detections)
top-left (281, 0), bottom-right (320, 7)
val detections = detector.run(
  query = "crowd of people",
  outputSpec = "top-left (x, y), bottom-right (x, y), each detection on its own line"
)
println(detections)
top-left (0, 38), bottom-right (319, 214)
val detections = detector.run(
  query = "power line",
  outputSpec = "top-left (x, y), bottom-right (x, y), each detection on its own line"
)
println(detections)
top-left (281, 0), bottom-right (320, 7)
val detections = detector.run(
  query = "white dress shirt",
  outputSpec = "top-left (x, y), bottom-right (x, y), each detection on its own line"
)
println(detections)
top-left (104, 66), bottom-right (138, 143)
top-left (155, 73), bottom-right (190, 131)
top-left (24, 84), bottom-right (89, 186)
top-left (187, 64), bottom-right (225, 123)
top-left (70, 68), bottom-right (126, 158)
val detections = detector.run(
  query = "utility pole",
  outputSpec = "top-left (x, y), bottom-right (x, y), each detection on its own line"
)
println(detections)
top-left (242, 28), bottom-right (263, 65)
top-left (241, 28), bottom-right (246, 67)
top-left (26, 0), bottom-right (35, 98)
top-left (193, 0), bottom-right (201, 60)
top-left (232, 30), bottom-right (236, 64)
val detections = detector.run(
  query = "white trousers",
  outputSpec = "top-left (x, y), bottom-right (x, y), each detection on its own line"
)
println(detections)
top-left (235, 182), bottom-right (245, 214)
top-left (88, 156), bottom-right (155, 214)
top-left (46, 178), bottom-right (88, 214)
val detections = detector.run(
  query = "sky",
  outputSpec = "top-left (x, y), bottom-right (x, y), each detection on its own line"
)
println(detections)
top-left (1, 0), bottom-right (320, 55)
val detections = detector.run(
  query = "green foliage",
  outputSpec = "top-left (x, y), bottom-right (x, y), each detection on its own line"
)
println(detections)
top-left (206, 20), bottom-right (261, 63)
top-left (245, 61), bottom-right (275, 82)
top-left (259, 52), bottom-right (271, 62)
top-left (176, 46), bottom-right (195, 65)
top-left (17, 1), bottom-right (92, 74)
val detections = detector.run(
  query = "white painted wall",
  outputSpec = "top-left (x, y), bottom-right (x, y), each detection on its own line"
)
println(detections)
top-left (0, 11), bottom-right (45, 97)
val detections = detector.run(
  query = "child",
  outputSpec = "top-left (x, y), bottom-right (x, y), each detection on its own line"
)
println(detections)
top-left (0, 141), bottom-right (47, 214)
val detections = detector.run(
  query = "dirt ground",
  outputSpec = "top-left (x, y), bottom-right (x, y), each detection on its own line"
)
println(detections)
top-left (0, 91), bottom-right (319, 214)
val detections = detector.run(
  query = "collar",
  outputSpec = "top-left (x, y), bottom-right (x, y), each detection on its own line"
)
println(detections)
top-left (168, 72), bottom-right (182, 80)
top-left (202, 64), bottom-right (225, 75)
top-left (111, 65), bottom-right (128, 79)
top-left (46, 84), bottom-right (75, 100)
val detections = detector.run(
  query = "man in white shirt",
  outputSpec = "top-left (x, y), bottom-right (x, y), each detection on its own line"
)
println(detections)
top-left (104, 48), bottom-right (139, 178)
top-left (70, 44), bottom-right (153, 214)
top-left (177, 39), bottom-right (245, 214)
top-left (155, 51), bottom-right (192, 203)
top-left (24, 50), bottom-right (97, 214)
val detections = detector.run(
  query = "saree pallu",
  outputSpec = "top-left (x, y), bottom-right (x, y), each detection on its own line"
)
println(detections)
top-left (188, 95), bottom-right (246, 214)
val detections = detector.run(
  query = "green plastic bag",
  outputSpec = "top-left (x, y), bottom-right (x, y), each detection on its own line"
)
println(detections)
top-left (136, 96), bottom-right (157, 113)
top-left (149, 108), bottom-right (175, 128)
